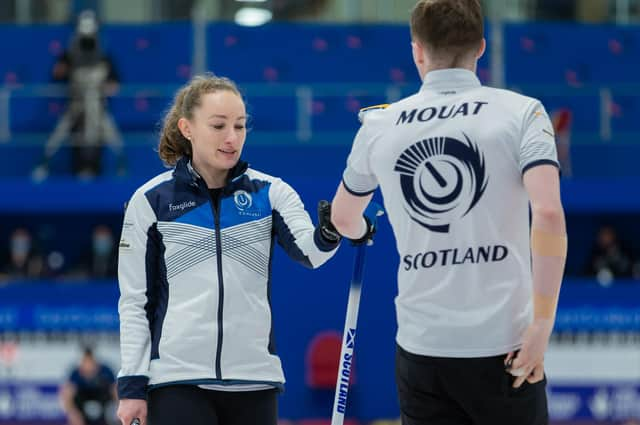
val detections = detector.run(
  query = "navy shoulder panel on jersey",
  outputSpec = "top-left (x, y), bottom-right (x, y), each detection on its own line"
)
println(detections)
top-left (145, 177), bottom-right (211, 224)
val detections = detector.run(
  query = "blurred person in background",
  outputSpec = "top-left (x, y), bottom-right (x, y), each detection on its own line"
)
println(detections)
top-left (70, 225), bottom-right (118, 280)
top-left (116, 74), bottom-right (376, 425)
top-left (0, 227), bottom-right (44, 281)
top-left (331, 1), bottom-right (566, 424)
top-left (33, 9), bottom-right (125, 180)
top-left (585, 225), bottom-right (639, 284)
top-left (60, 347), bottom-right (117, 425)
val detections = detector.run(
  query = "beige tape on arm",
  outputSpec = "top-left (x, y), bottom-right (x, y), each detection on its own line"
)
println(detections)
top-left (531, 229), bottom-right (566, 320)
top-left (531, 229), bottom-right (567, 257)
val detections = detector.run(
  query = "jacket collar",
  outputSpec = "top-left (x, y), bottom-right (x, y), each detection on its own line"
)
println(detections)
top-left (420, 68), bottom-right (481, 93)
top-left (174, 156), bottom-right (249, 188)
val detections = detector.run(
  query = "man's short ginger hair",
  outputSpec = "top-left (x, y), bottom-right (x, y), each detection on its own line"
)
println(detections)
top-left (410, 0), bottom-right (484, 57)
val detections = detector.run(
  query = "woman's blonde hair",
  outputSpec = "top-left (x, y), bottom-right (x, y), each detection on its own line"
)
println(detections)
top-left (158, 74), bottom-right (241, 166)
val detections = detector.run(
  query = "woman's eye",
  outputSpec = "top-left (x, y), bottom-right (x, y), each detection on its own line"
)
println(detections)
top-left (211, 124), bottom-right (224, 130)
top-left (235, 125), bottom-right (246, 130)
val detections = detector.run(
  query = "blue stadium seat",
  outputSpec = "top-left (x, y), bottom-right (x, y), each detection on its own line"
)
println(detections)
top-left (10, 96), bottom-right (65, 132)
top-left (206, 23), bottom-right (466, 84)
top-left (245, 95), bottom-right (298, 132)
top-left (610, 94), bottom-right (639, 134)
top-left (310, 94), bottom-right (387, 131)
top-left (0, 25), bottom-right (71, 83)
top-left (102, 23), bottom-right (192, 84)
top-left (505, 23), bottom-right (640, 85)
top-left (535, 93), bottom-right (601, 133)
top-left (108, 95), bottom-right (173, 132)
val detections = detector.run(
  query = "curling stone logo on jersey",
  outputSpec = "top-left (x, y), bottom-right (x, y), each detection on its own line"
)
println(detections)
top-left (394, 134), bottom-right (488, 233)
top-left (233, 190), bottom-right (253, 211)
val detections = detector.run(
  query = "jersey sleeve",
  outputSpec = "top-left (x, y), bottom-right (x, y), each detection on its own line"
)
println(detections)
top-left (269, 178), bottom-right (340, 269)
top-left (342, 107), bottom-right (386, 196)
top-left (116, 189), bottom-right (156, 400)
top-left (520, 101), bottom-right (560, 174)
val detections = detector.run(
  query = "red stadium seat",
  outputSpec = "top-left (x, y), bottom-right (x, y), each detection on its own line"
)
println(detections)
top-left (306, 330), bottom-right (356, 389)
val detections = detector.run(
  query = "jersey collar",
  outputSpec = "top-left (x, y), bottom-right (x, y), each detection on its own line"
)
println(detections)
top-left (174, 156), bottom-right (249, 188)
top-left (420, 69), bottom-right (481, 93)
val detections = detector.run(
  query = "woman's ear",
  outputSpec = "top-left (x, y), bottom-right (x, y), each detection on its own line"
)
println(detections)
top-left (177, 117), bottom-right (191, 140)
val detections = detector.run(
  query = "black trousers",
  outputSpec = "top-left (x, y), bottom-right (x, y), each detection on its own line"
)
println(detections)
top-left (396, 345), bottom-right (548, 425)
top-left (148, 385), bottom-right (278, 425)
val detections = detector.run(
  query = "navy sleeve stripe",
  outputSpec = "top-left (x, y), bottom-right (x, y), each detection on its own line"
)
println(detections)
top-left (145, 223), bottom-right (169, 361)
top-left (342, 179), bottom-right (376, 197)
top-left (522, 159), bottom-right (560, 175)
top-left (266, 238), bottom-right (277, 355)
top-left (117, 375), bottom-right (149, 400)
top-left (272, 210), bottom-right (313, 268)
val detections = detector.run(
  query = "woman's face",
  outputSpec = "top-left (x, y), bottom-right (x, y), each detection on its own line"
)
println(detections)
top-left (184, 90), bottom-right (247, 172)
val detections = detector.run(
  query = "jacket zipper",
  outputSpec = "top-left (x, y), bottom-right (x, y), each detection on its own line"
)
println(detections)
top-left (209, 188), bottom-right (225, 380)
top-left (214, 192), bottom-right (224, 379)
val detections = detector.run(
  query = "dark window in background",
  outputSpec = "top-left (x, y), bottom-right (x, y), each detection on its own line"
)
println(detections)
top-left (536, 0), bottom-right (576, 20)
top-left (156, 0), bottom-right (195, 21)
top-left (0, 1), bottom-right (16, 22)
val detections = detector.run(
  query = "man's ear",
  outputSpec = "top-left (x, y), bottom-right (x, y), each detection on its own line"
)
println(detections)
top-left (412, 40), bottom-right (425, 67)
top-left (476, 38), bottom-right (487, 60)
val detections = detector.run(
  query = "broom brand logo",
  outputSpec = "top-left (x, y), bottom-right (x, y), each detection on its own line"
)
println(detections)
top-left (169, 201), bottom-right (196, 212)
top-left (336, 327), bottom-right (356, 414)
top-left (394, 134), bottom-right (488, 233)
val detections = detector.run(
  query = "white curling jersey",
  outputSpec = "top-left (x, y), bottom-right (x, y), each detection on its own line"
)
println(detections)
top-left (342, 69), bottom-right (559, 357)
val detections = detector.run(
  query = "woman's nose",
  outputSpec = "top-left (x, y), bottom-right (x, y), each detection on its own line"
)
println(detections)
top-left (225, 128), bottom-right (239, 144)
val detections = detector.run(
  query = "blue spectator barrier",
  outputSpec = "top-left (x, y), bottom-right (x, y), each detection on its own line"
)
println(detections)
top-left (3, 131), bottom-right (640, 179)
top-left (0, 278), bottom-right (637, 333)
top-left (0, 276), bottom-right (638, 422)
top-left (6, 82), bottom-right (636, 142)
top-left (1, 172), bottom-right (640, 214)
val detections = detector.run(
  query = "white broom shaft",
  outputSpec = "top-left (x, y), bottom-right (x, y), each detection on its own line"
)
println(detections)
top-left (331, 245), bottom-right (366, 425)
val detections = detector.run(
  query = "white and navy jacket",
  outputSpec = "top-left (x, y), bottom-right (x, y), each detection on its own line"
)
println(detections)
top-left (117, 157), bottom-right (340, 399)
